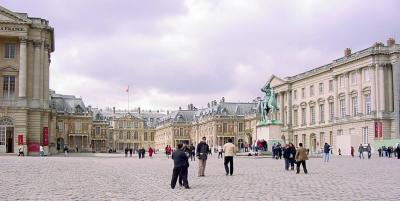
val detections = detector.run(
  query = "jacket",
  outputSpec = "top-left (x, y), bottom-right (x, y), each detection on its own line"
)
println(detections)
top-left (295, 147), bottom-right (308, 161)
top-left (172, 149), bottom-right (189, 168)
top-left (283, 147), bottom-right (296, 159)
top-left (323, 144), bottom-right (330, 153)
top-left (196, 142), bottom-right (209, 160)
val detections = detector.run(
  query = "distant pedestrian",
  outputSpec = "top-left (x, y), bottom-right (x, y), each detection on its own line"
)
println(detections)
top-left (367, 144), bottom-right (372, 159)
top-left (218, 146), bottom-right (223, 159)
top-left (388, 146), bottom-right (393, 158)
top-left (171, 143), bottom-right (190, 189)
top-left (338, 148), bottom-right (342, 156)
top-left (358, 144), bottom-right (364, 159)
top-left (76, 145), bottom-right (79, 153)
top-left (140, 147), bottom-right (145, 159)
top-left (378, 147), bottom-right (382, 157)
top-left (64, 145), bottom-right (69, 157)
top-left (18, 145), bottom-right (24, 157)
top-left (351, 146), bottom-right (355, 157)
top-left (165, 145), bottom-right (172, 159)
top-left (189, 144), bottom-right (196, 161)
top-left (40, 145), bottom-right (44, 157)
top-left (323, 143), bottom-right (330, 162)
top-left (295, 143), bottom-right (308, 174)
top-left (129, 148), bottom-right (133, 157)
top-left (223, 138), bottom-right (235, 176)
top-left (283, 144), bottom-right (291, 170)
top-left (124, 147), bottom-right (128, 157)
top-left (288, 143), bottom-right (296, 170)
top-left (179, 144), bottom-right (190, 187)
top-left (196, 136), bottom-right (209, 177)
top-left (148, 147), bottom-right (154, 158)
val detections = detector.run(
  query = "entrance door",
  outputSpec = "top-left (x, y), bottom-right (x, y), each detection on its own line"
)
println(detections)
top-left (6, 128), bottom-right (14, 153)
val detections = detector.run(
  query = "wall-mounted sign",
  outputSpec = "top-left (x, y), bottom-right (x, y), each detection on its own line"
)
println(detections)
top-left (42, 127), bottom-right (48, 146)
top-left (0, 26), bottom-right (26, 32)
top-left (18, 134), bottom-right (23, 145)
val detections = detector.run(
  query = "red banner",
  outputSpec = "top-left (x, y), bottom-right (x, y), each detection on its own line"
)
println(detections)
top-left (28, 141), bottom-right (40, 152)
top-left (374, 122), bottom-right (378, 138)
top-left (42, 127), bottom-right (48, 146)
top-left (18, 134), bottom-right (23, 145)
top-left (379, 122), bottom-right (383, 138)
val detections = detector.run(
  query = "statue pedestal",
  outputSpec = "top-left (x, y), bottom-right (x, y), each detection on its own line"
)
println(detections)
top-left (256, 123), bottom-right (282, 141)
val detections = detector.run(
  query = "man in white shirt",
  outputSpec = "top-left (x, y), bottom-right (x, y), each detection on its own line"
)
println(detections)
top-left (223, 138), bottom-right (236, 176)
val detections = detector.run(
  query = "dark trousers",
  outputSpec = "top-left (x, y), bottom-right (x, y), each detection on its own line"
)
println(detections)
top-left (368, 152), bottom-right (371, 159)
top-left (178, 166), bottom-right (189, 186)
top-left (218, 152), bottom-right (223, 159)
top-left (285, 158), bottom-right (294, 170)
top-left (224, 156), bottom-right (234, 175)
top-left (190, 153), bottom-right (195, 161)
top-left (171, 166), bottom-right (189, 188)
top-left (296, 160), bottom-right (307, 174)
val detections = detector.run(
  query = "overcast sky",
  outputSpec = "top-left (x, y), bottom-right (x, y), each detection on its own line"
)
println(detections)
top-left (2, 0), bottom-right (399, 111)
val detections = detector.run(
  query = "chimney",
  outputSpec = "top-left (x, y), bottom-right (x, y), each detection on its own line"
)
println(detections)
top-left (207, 102), bottom-right (210, 108)
top-left (222, 97), bottom-right (225, 103)
top-left (387, 38), bottom-right (395, 47)
top-left (113, 107), bottom-right (115, 114)
top-left (344, 48), bottom-right (351, 57)
top-left (167, 110), bottom-right (170, 115)
top-left (138, 107), bottom-right (141, 114)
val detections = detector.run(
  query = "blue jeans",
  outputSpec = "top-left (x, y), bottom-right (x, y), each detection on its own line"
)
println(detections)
top-left (323, 153), bottom-right (330, 162)
top-left (359, 152), bottom-right (364, 159)
top-left (284, 158), bottom-right (289, 170)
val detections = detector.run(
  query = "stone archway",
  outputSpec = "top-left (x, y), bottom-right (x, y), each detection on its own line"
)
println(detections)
top-left (0, 116), bottom-right (15, 153)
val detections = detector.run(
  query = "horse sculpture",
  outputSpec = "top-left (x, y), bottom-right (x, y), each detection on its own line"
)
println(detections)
top-left (258, 83), bottom-right (277, 123)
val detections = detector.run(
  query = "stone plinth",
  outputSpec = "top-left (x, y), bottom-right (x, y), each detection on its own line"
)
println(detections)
top-left (256, 123), bottom-right (282, 140)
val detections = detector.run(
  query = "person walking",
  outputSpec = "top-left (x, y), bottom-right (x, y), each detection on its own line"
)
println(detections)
top-left (39, 145), bottom-right (44, 157)
top-left (367, 144), bottom-right (372, 159)
top-left (129, 148), bottom-right (133, 157)
top-left (358, 144), bottom-right (364, 159)
top-left (189, 144), bottom-right (196, 161)
top-left (217, 145), bottom-right (223, 159)
top-left (323, 143), bottom-right (330, 162)
top-left (295, 143), bottom-right (308, 174)
top-left (124, 147), bottom-right (128, 157)
top-left (63, 145), bottom-right (69, 157)
top-left (165, 145), bottom-right (172, 159)
top-left (148, 147), bottom-right (154, 158)
top-left (338, 148), bottom-right (342, 156)
top-left (288, 143), bottom-right (296, 170)
top-left (351, 146), bottom-right (355, 157)
top-left (283, 144), bottom-right (291, 170)
top-left (395, 144), bottom-right (400, 159)
top-left (179, 144), bottom-right (190, 187)
top-left (196, 137), bottom-right (209, 177)
top-left (18, 145), bottom-right (24, 157)
top-left (378, 147), bottom-right (382, 157)
top-left (171, 144), bottom-right (190, 189)
top-left (223, 138), bottom-right (235, 176)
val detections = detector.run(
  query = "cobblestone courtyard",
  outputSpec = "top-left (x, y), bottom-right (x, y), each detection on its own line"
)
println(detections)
top-left (1, 154), bottom-right (399, 201)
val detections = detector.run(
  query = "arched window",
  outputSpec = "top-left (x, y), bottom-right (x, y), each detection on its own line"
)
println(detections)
top-left (0, 117), bottom-right (13, 126)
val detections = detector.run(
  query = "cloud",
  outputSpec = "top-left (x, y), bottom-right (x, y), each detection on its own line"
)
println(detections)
top-left (3, 0), bottom-right (400, 110)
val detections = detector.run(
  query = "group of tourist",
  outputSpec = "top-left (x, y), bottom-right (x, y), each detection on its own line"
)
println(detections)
top-left (170, 136), bottom-right (236, 189)
top-left (378, 146), bottom-right (398, 158)
top-left (272, 143), bottom-right (283, 159)
top-left (123, 147), bottom-right (153, 159)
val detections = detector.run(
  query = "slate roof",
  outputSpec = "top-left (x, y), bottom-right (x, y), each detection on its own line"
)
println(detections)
top-left (50, 90), bottom-right (88, 114)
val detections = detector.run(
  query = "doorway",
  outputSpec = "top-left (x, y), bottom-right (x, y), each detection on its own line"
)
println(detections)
top-left (6, 128), bottom-right (14, 153)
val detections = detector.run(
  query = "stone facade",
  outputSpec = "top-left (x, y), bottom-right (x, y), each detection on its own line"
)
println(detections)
top-left (268, 40), bottom-right (400, 155)
top-left (0, 6), bottom-right (54, 155)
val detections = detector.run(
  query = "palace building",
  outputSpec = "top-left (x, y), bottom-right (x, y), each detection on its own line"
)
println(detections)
top-left (268, 39), bottom-right (400, 155)
top-left (0, 6), bottom-right (54, 155)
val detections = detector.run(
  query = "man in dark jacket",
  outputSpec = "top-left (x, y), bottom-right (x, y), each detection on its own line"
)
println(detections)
top-left (179, 144), bottom-right (190, 186)
top-left (323, 143), bottom-right (330, 162)
top-left (196, 137), bottom-right (209, 177)
top-left (171, 143), bottom-right (190, 189)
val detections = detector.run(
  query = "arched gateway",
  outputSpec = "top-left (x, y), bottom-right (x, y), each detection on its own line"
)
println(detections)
top-left (0, 116), bottom-right (14, 153)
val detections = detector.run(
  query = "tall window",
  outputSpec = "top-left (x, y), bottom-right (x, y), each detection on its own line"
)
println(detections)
top-left (293, 90), bottom-right (297, 100)
top-left (340, 99), bottom-right (346, 118)
top-left (3, 76), bottom-right (15, 99)
top-left (362, 127), bottom-right (369, 144)
top-left (339, 75), bottom-right (345, 88)
top-left (302, 134), bottom-right (306, 146)
top-left (150, 132), bottom-right (154, 141)
top-left (337, 129), bottom-right (343, 136)
top-left (119, 131), bottom-right (123, 139)
top-left (351, 72), bottom-right (357, 85)
top-left (310, 106), bottom-right (315, 124)
top-left (329, 80), bottom-right (333, 92)
top-left (118, 121), bottom-right (123, 128)
top-left (223, 123), bottom-right (227, 133)
top-left (364, 68), bottom-right (370, 82)
top-left (57, 121), bottom-right (64, 132)
top-left (294, 135), bottom-right (298, 146)
top-left (352, 96), bottom-right (358, 116)
top-left (95, 127), bottom-right (101, 135)
top-left (329, 102), bottom-right (334, 121)
top-left (310, 85), bottom-right (314, 97)
top-left (179, 128), bottom-right (183, 136)
top-left (293, 110), bottom-right (298, 126)
top-left (4, 43), bottom-right (15, 58)
top-left (239, 123), bottom-right (244, 132)
top-left (319, 83), bottom-right (324, 95)
top-left (301, 108), bottom-right (306, 125)
top-left (319, 104), bottom-right (324, 123)
top-left (144, 132), bottom-right (148, 141)
top-left (319, 132), bottom-right (324, 146)
top-left (329, 131), bottom-right (333, 145)
top-left (134, 131), bottom-right (139, 140)
top-left (75, 121), bottom-right (81, 133)
top-left (0, 127), bottom-right (5, 145)
top-left (127, 131), bottom-right (131, 139)
top-left (302, 88), bottom-right (305, 98)
top-left (365, 94), bottom-right (371, 115)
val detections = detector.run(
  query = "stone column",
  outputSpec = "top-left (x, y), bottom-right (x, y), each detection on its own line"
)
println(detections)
top-left (43, 43), bottom-right (50, 108)
top-left (358, 68), bottom-right (363, 115)
top-left (374, 64), bottom-right (379, 113)
top-left (345, 72), bottom-right (350, 117)
top-left (33, 40), bottom-right (41, 101)
top-left (334, 75), bottom-right (339, 120)
top-left (281, 92), bottom-right (285, 124)
top-left (18, 36), bottom-right (27, 97)
top-left (378, 64), bottom-right (386, 113)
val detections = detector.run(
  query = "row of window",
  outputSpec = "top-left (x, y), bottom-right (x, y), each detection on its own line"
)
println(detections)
top-left (337, 127), bottom-right (370, 144)
top-left (118, 131), bottom-right (154, 141)
top-left (292, 69), bottom-right (371, 101)
top-left (216, 122), bottom-right (244, 133)
top-left (293, 132), bottom-right (334, 148)
top-left (293, 94), bottom-right (372, 126)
